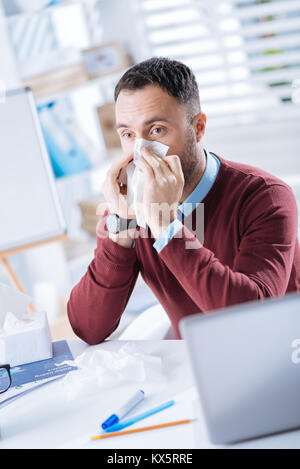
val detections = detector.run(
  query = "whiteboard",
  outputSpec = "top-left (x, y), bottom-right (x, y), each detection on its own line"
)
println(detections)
top-left (0, 88), bottom-right (66, 253)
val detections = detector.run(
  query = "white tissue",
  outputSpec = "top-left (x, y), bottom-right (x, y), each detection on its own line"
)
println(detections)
top-left (2, 311), bottom-right (34, 332)
top-left (57, 342), bottom-right (166, 400)
top-left (0, 283), bottom-right (53, 367)
top-left (119, 139), bottom-right (169, 228)
top-left (0, 282), bottom-right (31, 329)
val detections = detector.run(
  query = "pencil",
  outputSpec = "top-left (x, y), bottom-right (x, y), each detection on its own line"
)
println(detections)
top-left (91, 418), bottom-right (194, 440)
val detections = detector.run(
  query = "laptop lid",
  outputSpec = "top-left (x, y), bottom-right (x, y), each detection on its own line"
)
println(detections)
top-left (179, 293), bottom-right (300, 444)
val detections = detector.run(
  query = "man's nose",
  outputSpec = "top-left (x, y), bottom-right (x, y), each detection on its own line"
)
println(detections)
top-left (135, 130), bottom-right (149, 140)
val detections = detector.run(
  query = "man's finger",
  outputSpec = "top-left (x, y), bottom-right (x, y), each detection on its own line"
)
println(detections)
top-left (141, 147), bottom-right (171, 180)
top-left (108, 153), bottom-right (134, 179)
top-left (164, 155), bottom-right (185, 183)
top-left (138, 156), bottom-right (155, 181)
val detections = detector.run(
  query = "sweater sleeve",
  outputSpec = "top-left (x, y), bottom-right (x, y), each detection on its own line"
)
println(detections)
top-left (157, 184), bottom-right (299, 312)
top-left (67, 209), bottom-right (140, 344)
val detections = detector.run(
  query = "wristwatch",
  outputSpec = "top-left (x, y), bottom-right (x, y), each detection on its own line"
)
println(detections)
top-left (106, 213), bottom-right (137, 234)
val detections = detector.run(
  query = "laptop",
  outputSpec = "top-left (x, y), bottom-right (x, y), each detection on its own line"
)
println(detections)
top-left (179, 292), bottom-right (300, 444)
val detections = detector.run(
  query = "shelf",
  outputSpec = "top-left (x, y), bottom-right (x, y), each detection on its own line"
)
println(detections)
top-left (4, 0), bottom-right (80, 24)
top-left (34, 70), bottom-right (124, 105)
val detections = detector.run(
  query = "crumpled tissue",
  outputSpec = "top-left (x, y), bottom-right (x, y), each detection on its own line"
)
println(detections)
top-left (118, 138), bottom-right (169, 228)
top-left (0, 282), bottom-right (52, 367)
top-left (57, 342), bottom-right (166, 400)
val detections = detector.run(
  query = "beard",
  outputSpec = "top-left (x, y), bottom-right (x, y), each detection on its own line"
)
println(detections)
top-left (179, 126), bottom-right (200, 189)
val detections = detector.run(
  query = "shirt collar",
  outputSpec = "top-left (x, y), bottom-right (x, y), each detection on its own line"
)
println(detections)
top-left (178, 149), bottom-right (220, 219)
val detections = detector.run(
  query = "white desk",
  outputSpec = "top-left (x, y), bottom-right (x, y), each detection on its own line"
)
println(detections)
top-left (0, 340), bottom-right (300, 449)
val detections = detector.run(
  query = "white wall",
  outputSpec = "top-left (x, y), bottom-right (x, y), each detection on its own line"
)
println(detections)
top-left (204, 118), bottom-right (300, 178)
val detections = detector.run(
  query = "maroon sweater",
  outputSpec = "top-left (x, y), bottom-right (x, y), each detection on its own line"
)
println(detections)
top-left (67, 155), bottom-right (300, 344)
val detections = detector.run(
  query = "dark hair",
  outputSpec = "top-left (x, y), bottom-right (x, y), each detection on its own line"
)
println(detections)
top-left (114, 57), bottom-right (201, 118)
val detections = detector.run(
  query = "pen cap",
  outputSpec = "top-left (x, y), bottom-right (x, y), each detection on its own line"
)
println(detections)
top-left (102, 414), bottom-right (119, 430)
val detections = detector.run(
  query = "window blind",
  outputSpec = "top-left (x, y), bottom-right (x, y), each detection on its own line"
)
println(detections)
top-left (135, 0), bottom-right (300, 127)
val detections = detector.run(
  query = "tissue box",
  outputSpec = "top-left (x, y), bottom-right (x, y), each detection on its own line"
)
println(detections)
top-left (0, 311), bottom-right (53, 367)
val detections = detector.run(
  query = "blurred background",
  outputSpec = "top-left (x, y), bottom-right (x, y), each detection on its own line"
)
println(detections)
top-left (0, 0), bottom-right (299, 340)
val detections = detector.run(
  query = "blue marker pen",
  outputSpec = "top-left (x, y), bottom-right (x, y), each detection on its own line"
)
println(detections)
top-left (104, 399), bottom-right (176, 433)
top-left (101, 390), bottom-right (145, 430)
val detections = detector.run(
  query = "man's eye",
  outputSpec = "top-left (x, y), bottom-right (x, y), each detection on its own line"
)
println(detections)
top-left (123, 132), bottom-right (132, 139)
top-left (152, 127), bottom-right (164, 135)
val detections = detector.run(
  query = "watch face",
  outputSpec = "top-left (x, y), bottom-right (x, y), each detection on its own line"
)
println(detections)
top-left (106, 214), bottom-right (120, 234)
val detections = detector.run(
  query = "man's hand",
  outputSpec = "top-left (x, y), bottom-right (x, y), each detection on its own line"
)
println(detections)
top-left (101, 153), bottom-right (136, 247)
top-left (138, 147), bottom-right (185, 239)
top-left (102, 152), bottom-right (136, 219)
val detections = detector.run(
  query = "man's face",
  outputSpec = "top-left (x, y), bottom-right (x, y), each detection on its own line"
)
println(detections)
top-left (115, 84), bottom-right (204, 187)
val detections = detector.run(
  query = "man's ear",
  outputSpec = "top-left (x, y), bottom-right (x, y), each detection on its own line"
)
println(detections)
top-left (193, 113), bottom-right (207, 142)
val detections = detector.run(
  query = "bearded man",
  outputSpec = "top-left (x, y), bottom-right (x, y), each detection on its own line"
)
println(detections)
top-left (67, 57), bottom-right (300, 344)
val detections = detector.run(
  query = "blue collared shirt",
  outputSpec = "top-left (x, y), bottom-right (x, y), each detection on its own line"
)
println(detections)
top-left (153, 150), bottom-right (220, 253)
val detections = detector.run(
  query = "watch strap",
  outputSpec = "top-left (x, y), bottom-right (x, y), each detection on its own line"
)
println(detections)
top-left (119, 216), bottom-right (138, 232)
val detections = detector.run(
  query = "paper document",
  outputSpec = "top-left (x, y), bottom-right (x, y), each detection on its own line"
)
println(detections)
top-left (0, 340), bottom-right (76, 407)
